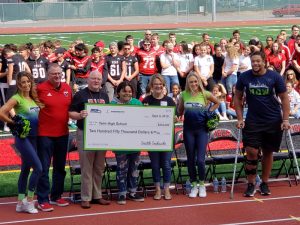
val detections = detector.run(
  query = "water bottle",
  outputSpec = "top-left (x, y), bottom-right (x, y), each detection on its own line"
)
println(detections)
top-left (185, 180), bottom-right (192, 195)
top-left (255, 174), bottom-right (261, 190)
top-left (213, 177), bottom-right (219, 193)
top-left (221, 177), bottom-right (227, 193)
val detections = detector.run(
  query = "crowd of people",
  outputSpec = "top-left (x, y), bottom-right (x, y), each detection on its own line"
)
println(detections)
top-left (0, 25), bottom-right (298, 213)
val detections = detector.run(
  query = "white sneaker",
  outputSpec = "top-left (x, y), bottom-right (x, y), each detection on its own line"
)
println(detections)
top-left (189, 186), bottom-right (199, 198)
top-left (22, 198), bottom-right (38, 214)
top-left (16, 203), bottom-right (23, 212)
top-left (199, 185), bottom-right (207, 198)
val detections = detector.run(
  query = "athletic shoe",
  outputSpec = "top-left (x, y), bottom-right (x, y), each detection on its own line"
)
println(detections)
top-left (50, 198), bottom-right (69, 207)
top-left (117, 195), bottom-right (126, 205)
top-left (244, 183), bottom-right (256, 197)
top-left (199, 185), bottom-right (207, 198)
top-left (16, 203), bottom-right (23, 212)
top-left (259, 182), bottom-right (271, 196)
top-left (37, 202), bottom-right (54, 212)
top-left (189, 186), bottom-right (199, 198)
top-left (22, 198), bottom-right (38, 214)
top-left (128, 193), bottom-right (144, 202)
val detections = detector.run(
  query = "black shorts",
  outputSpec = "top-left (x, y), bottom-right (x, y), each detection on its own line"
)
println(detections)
top-left (242, 122), bottom-right (283, 152)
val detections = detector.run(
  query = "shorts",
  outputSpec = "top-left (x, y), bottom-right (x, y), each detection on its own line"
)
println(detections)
top-left (242, 122), bottom-right (283, 152)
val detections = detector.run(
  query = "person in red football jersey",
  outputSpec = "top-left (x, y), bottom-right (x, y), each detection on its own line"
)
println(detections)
top-left (136, 40), bottom-right (158, 94)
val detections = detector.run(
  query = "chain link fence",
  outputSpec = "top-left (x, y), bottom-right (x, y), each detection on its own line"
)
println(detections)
top-left (0, 0), bottom-right (299, 26)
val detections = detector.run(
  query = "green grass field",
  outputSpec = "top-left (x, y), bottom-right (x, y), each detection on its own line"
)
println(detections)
top-left (0, 24), bottom-right (294, 49)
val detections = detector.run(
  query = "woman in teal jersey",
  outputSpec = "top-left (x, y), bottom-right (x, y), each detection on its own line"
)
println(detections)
top-left (111, 81), bottom-right (145, 205)
top-left (178, 72), bottom-right (219, 198)
top-left (0, 71), bottom-right (42, 214)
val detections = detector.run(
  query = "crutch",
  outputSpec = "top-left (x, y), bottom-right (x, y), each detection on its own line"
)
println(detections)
top-left (287, 130), bottom-right (300, 181)
top-left (230, 128), bottom-right (241, 199)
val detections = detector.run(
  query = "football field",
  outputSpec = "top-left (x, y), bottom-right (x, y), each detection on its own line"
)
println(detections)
top-left (0, 24), bottom-right (293, 49)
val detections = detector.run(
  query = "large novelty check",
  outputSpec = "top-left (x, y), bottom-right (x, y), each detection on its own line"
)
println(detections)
top-left (84, 104), bottom-right (175, 151)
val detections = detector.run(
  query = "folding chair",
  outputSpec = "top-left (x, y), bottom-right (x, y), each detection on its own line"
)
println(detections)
top-left (104, 151), bottom-right (117, 199)
top-left (286, 123), bottom-right (300, 184)
top-left (67, 131), bottom-right (81, 202)
top-left (207, 128), bottom-right (244, 181)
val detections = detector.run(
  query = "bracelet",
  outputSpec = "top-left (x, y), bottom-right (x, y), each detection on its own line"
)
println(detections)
top-left (283, 119), bottom-right (289, 122)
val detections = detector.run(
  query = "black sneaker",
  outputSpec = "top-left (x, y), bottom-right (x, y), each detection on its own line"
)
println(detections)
top-left (259, 182), bottom-right (271, 196)
top-left (128, 193), bottom-right (145, 202)
top-left (117, 195), bottom-right (126, 205)
top-left (244, 183), bottom-right (256, 197)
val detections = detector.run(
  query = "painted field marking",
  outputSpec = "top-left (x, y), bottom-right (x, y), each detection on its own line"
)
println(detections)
top-left (290, 215), bottom-right (300, 222)
top-left (253, 197), bottom-right (264, 203)
top-left (220, 217), bottom-right (299, 225)
top-left (0, 195), bottom-right (300, 224)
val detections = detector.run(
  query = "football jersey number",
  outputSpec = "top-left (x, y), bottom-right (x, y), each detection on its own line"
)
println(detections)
top-left (18, 62), bottom-right (27, 72)
top-left (143, 57), bottom-right (155, 69)
top-left (32, 68), bottom-right (46, 79)
top-left (61, 71), bottom-right (66, 82)
top-left (110, 64), bottom-right (120, 77)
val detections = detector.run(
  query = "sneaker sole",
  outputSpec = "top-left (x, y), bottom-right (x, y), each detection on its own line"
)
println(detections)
top-left (117, 201), bottom-right (126, 205)
top-left (244, 190), bottom-right (256, 197)
top-left (49, 201), bottom-right (69, 207)
top-left (129, 199), bottom-right (145, 202)
top-left (37, 205), bottom-right (54, 212)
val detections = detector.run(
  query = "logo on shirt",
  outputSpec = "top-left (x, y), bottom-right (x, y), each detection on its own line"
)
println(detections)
top-left (64, 91), bottom-right (69, 97)
top-left (47, 92), bottom-right (52, 97)
top-left (249, 83), bottom-right (270, 96)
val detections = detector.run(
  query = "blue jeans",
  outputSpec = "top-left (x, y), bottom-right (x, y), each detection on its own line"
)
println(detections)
top-left (36, 135), bottom-right (69, 203)
top-left (139, 74), bottom-right (152, 94)
top-left (223, 74), bottom-right (237, 95)
top-left (215, 101), bottom-right (227, 115)
top-left (291, 108), bottom-right (300, 119)
top-left (148, 151), bottom-right (172, 187)
top-left (226, 108), bottom-right (248, 119)
top-left (115, 152), bottom-right (140, 197)
top-left (15, 136), bottom-right (42, 194)
top-left (163, 75), bottom-right (179, 94)
top-left (183, 127), bottom-right (208, 182)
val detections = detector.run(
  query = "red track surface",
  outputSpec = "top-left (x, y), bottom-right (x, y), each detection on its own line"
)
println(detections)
top-left (0, 19), bottom-right (300, 34)
top-left (0, 182), bottom-right (299, 225)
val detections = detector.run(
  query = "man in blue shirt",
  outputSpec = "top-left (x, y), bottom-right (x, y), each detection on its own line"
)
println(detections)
top-left (234, 51), bottom-right (290, 197)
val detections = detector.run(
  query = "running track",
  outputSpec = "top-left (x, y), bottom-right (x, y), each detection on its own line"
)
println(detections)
top-left (0, 182), bottom-right (299, 225)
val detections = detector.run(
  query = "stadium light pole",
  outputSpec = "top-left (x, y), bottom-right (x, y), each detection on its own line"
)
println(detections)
top-left (212, 0), bottom-right (216, 22)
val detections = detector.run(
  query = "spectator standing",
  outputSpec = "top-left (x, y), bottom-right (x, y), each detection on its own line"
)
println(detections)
top-left (69, 70), bottom-right (110, 209)
top-left (111, 81), bottom-right (144, 205)
top-left (103, 42), bottom-right (126, 101)
top-left (142, 74), bottom-right (176, 201)
top-left (0, 71), bottom-right (42, 214)
top-left (212, 44), bottom-right (225, 84)
top-left (177, 73), bottom-right (219, 198)
top-left (36, 63), bottom-right (72, 212)
top-left (286, 81), bottom-right (300, 119)
top-left (234, 51), bottom-right (290, 197)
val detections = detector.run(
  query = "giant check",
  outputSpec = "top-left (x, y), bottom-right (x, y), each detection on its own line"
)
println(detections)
top-left (84, 104), bottom-right (175, 151)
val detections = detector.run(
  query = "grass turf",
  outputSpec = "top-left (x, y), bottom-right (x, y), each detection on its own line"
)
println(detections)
top-left (0, 24), bottom-right (295, 49)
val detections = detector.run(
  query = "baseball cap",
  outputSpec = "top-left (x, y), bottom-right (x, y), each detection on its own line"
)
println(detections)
top-left (55, 47), bottom-right (66, 54)
top-left (94, 41), bottom-right (105, 49)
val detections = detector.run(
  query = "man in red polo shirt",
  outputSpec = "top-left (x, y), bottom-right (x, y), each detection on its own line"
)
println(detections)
top-left (36, 63), bottom-right (72, 212)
